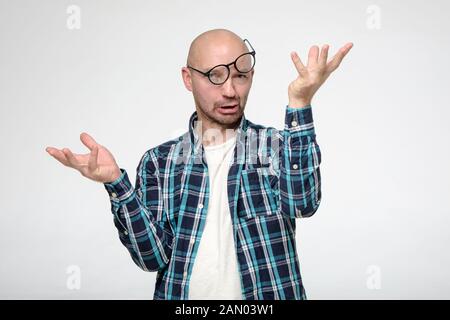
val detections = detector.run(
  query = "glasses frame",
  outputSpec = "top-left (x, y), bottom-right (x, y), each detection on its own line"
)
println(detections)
top-left (186, 39), bottom-right (256, 85)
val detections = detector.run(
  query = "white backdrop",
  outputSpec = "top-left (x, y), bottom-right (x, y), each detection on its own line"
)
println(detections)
top-left (1, 0), bottom-right (449, 299)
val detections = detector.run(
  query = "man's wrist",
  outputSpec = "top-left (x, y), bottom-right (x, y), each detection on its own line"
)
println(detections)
top-left (108, 169), bottom-right (122, 183)
top-left (104, 168), bottom-right (125, 186)
top-left (288, 98), bottom-right (311, 109)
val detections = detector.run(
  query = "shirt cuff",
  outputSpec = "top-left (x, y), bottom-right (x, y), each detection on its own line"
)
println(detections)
top-left (285, 104), bottom-right (315, 136)
top-left (103, 168), bottom-right (135, 203)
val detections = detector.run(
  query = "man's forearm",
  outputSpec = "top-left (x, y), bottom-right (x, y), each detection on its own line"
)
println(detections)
top-left (104, 168), bottom-right (173, 272)
top-left (278, 105), bottom-right (322, 219)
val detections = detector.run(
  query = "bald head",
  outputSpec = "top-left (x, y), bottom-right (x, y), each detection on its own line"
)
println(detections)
top-left (186, 29), bottom-right (248, 69)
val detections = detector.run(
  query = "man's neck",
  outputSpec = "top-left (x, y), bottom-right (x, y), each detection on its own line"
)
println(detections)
top-left (195, 118), bottom-right (238, 147)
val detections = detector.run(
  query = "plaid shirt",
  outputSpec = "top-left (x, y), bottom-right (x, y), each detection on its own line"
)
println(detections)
top-left (103, 105), bottom-right (321, 300)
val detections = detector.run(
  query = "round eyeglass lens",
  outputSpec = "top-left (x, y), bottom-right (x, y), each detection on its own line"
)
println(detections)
top-left (235, 53), bottom-right (255, 73)
top-left (209, 65), bottom-right (229, 84)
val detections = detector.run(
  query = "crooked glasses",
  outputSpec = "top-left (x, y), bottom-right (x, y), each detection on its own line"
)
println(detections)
top-left (187, 39), bottom-right (256, 85)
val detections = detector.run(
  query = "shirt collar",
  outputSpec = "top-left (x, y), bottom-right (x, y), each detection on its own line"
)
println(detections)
top-left (187, 110), bottom-right (248, 155)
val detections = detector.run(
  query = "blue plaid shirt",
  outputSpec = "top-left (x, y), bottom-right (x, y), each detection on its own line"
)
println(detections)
top-left (103, 105), bottom-right (321, 300)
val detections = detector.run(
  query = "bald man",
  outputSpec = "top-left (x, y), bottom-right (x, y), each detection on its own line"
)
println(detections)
top-left (46, 29), bottom-right (352, 300)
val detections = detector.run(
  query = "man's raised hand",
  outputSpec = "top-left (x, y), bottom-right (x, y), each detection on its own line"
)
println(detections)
top-left (288, 42), bottom-right (353, 108)
top-left (46, 132), bottom-right (122, 183)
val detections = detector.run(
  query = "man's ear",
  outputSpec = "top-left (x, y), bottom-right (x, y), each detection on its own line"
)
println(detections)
top-left (181, 67), bottom-right (193, 92)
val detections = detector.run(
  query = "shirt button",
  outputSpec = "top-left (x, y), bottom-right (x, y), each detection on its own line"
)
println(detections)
top-left (198, 204), bottom-right (204, 209)
top-left (183, 271), bottom-right (188, 277)
top-left (123, 230), bottom-right (128, 235)
top-left (111, 192), bottom-right (117, 198)
top-left (293, 164), bottom-right (298, 169)
top-left (190, 239), bottom-right (195, 244)
top-left (291, 120), bottom-right (298, 127)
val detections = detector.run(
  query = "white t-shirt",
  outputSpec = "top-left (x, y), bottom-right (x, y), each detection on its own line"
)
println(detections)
top-left (188, 134), bottom-right (243, 300)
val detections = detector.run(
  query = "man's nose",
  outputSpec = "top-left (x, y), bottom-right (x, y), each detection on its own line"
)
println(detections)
top-left (221, 76), bottom-right (237, 98)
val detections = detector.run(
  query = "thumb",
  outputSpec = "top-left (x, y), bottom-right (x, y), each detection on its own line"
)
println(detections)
top-left (291, 51), bottom-right (307, 76)
top-left (88, 144), bottom-right (99, 172)
top-left (80, 132), bottom-right (99, 151)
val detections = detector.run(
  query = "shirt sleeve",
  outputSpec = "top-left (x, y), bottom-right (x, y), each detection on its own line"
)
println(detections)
top-left (277, 104), bottom-right (322, 219)
top-left (103, 149), bottom-right (174, 272)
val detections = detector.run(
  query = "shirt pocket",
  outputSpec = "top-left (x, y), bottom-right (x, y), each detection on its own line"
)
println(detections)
top-left (237, 167), bottom-right (280, 219)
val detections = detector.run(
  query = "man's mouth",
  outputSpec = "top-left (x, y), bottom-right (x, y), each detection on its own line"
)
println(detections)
top-left (217, 104), bottom-right (239, 114)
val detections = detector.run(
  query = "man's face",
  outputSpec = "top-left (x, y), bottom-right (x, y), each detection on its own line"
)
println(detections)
top-left (182, 36), bottom-right (254, 128)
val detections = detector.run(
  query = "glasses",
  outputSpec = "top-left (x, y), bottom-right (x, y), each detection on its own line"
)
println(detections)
top-left (187, 39), bottom-right (256, 85)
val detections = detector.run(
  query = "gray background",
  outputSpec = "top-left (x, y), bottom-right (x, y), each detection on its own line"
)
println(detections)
top-left (1, 0), bottom-right (449, 299)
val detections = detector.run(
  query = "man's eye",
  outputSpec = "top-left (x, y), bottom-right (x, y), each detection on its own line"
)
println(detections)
top-left (238, 74), bottom-right (248, 78)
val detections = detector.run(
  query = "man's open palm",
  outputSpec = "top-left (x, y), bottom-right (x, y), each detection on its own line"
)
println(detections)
top-left (46, 132), bottom-right (121, 183)
top-left (288, 42), bottom-right (353, 107)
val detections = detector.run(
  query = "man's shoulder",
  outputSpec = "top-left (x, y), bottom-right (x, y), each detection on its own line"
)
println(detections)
top-left (139, 132), bottom-right (189, 164)
top-left (246, 118), bottom-right (281, 137)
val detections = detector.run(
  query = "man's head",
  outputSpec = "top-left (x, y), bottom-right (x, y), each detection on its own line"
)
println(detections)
top-left (181, 29), bottom-right (255, 130)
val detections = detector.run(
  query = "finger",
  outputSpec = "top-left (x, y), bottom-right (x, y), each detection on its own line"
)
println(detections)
top-left (46, 147), bottom-right (71, 167)
top-left (63, 148), bottom-right (81, 169)
top-left (318, 44), bottom-right (329, 66)
top-left (290, 51), bottom-right (307, 76)
top-left (88, 144), bottom-right (99, 172)
top-left (80, 132), bottom-right (99, 151)
top-left (307, 45), bottom-right (319, 67)
top-left (327, 42), bottom-right (353, 72)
